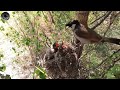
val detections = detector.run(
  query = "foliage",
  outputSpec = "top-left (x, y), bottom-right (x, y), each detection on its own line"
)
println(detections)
top-left (0, 73), bottom-right (11, 79)
top-left (0, 53), bottom-right (4, 61)
top-left (0, 64), bottom-right (11, 79)
top-left (0, 64), bottom-right (6, 72)
top-left (33, 66), bottom-right (47, 79)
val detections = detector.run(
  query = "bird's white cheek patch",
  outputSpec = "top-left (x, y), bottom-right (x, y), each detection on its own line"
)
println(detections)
top-left (72, 24), bottom-right (76, 30)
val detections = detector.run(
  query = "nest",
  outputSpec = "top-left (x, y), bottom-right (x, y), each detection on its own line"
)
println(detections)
top-left (44, 43), bottom-right (80, 79)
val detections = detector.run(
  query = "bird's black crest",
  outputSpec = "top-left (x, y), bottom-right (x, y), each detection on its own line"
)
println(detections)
top-left (65, 20), bottom-right (80, 27)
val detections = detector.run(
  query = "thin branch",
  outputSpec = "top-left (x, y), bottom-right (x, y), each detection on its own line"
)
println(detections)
top-left (103, 12), bottom-right (120, 37)
top-left (80, 43), bottom-right (101, 60)
top-left (48, 11), bottom-right (55, 25)
top-left (42, 11), bottom-right (52, 27)
top-left (14, 18), bottom-right (27, 37)
top-left (92, 49), bottom-right (120, 71)
top-left (42, 31), bottom-right (51, 48)
top-left (100, 57), bottom-right (120, 78)
top-left (90, 11), bottom-right (109, 25)
top-left (39, 26), bottom-right (52, 47)
top-left (22, 11), bottom-right (38, 63)
top-left (91, 11), bottom-right (112, 30)
top-left (23, 11), bottom-right (35, 31)
top-left (103, 21), bottom-right (112, 37)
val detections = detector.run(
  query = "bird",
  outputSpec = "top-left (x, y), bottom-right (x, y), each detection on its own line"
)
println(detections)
top-left (65, 20), bottom-right (120, 45)
top-left (53, 41), bottom-right (70, 51)
top-left (42, 41), bottom-right (59, 61)
top-left (53, 41), bottom-right (59, 53)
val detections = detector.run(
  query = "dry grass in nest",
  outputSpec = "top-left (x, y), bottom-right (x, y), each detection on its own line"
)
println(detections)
top-left (44, 43), bottom-right (81, 79)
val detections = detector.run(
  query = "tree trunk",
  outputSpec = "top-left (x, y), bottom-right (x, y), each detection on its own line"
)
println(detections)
top-left (75, 11), bottom-right (89, 28)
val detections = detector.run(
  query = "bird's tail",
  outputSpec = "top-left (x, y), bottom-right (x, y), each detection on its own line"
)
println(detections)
top-left (102, 37), bottom-right (120, 45)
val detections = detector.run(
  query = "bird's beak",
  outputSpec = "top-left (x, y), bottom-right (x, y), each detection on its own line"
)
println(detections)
top-left (65, 23), bottom-right (71, 30)
top-left (65, 26), bottom-right (70, 30)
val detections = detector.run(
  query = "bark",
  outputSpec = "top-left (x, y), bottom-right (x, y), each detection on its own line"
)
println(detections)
top-left (75, 11), bottom-right (89, 28)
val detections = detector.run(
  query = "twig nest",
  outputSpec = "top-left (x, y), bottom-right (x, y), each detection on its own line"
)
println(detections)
top-left (45, 42), bottom-right (80, 79)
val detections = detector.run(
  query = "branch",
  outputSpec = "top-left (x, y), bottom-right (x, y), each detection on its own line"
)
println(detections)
top-left (90, 11), bottom-right (109, 25)
top-left (42, 11), bottom-right (55, 30)
top-left (76, 11), bottom-right (89, 28)
top-left (92, 49), bottom-right (120, 71)
top-left (80, 43), bottom-right (100, 59)
top-left (100, 57), bottom-right (120, 78)
top-left (23, 11), bottom-right (35, 32)
top-left (91, 11), bottom-right (112, 30)
top-left (103, 11), bottom-right (120, 37)
top-left (103, 21), bottom-right (112, 37)
top-left (39, 26), bottom-right (52, 47)
top-left (48, 11), bottom-right (55, 25)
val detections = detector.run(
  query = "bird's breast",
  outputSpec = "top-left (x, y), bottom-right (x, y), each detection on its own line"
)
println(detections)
top-left (73, 32), bottom-right (91, 44)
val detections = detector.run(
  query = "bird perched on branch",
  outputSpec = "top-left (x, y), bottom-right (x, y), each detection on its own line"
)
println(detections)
top-left (66, 20), bottom-right (120, 45)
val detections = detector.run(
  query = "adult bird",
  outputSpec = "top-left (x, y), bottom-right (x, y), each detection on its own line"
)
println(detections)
top-left (66, 20), bottom-right (120, 45)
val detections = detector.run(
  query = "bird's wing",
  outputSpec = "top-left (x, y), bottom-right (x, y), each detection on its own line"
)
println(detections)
top-left (75, 29), bottom-right (102, 43)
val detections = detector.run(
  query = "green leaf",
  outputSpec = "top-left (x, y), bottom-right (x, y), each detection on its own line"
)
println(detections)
top-left (39, 33), bottom-right (43, 36)
top-left (9, 27), bottom-right (13, 30)
top-left (1, 19), bottom-right (5, 23)
top-left (34, 40), bottom-right (43, 52)
top-left (34, 69), bottom-right (40, 75)
top-left (39, 72), bottom-right (46, 79)
top-left (37, 11), bottom-right (41, 16)
top-left (0, 26), bottom-right (5, 31)
top-left (5, 74), bottom-right (11, 79)
top-left (6, 33), bottom-right (9, 36)
top-left (22, 37), bottom-right (31, 46)
top-left (12, 47), bottom-right (16, 53)
top-left (0, 74), bottom-right (11, 79)
top-left (12, 12), bottom-right (15, 14)
top-left (34, 66), bottom-right (47, 79)
top-left (0, 64), bottom-right (6, 72)
top-left (0, 53), bottom-right (4, 60)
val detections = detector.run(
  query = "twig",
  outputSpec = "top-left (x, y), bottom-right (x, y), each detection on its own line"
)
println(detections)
top-left (100, 57), bottom-right (120, 78)
top-left (43, 31), bottom-right (51, 48)
top-left (90, 11), bottom-right (109, 25)
top-left (80, 43), bottom-right (100, 59)
top-left (92, 49), bottom-right (120, 71)
top-left (103, 20), bottom-right (113, 37)
top-left (91, 11), bottom-right (112, 30)
top-left (48, 11), bottom-right (55, 25)
top-left (23, 11), bottom-right (35, 32)
top-left (42, 11), bottom-right (52, 27)
top-left (19, 12), bottom-right (39, 79)
top-left (103, 12), bottom-right (120, 37)
top-left (39, 26), bottom-right (52, 47)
